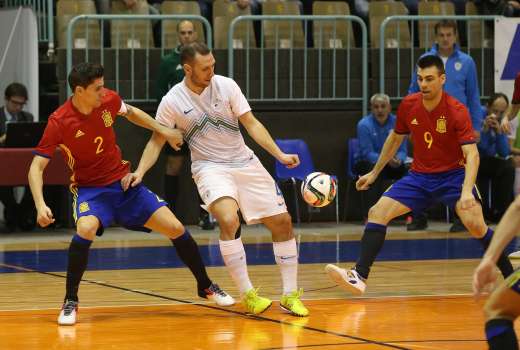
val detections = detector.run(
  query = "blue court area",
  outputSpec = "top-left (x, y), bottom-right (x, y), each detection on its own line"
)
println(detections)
top-left (0, 238), bottom-right (515, 273)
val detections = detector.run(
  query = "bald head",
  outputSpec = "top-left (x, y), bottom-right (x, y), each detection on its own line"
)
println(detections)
top-left (177, 20), bottom-right (197, 46)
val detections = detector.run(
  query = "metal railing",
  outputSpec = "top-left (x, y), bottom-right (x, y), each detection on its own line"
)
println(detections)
top-left (66, 14), bottom-right (212, 99)
top-left (379, 15), bottom-right (498, 99)
top-left (228, 15), bottom-right (368, 114)
top-left (4, 0), bottom-right (54, 54)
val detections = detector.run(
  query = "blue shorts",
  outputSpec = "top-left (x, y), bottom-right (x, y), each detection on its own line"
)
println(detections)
top-left (73, 181), bottom-right (167, 236)
top-left (383, 168), bottom-right (480, 214)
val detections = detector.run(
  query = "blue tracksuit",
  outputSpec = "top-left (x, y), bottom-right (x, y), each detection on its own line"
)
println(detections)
top-left (356, 113), bottom-right (407, 164)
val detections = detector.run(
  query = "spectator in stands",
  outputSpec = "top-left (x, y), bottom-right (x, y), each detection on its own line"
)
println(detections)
top-left (155, 21), bottom-right (214, 230)
top-left (355, 93), bottom-right (408, 218)
top-left (475, 0), bottom-right (520, 16)
top-left (407, 20), bottom-right (484, 232)
top-left (477, 93), bottom-right (514, 222)
top-left (0, 83), bottom-right (35, 232)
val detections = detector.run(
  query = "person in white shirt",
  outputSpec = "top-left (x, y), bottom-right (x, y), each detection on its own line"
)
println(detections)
top-left (126, 42), bottom-right (309, 317)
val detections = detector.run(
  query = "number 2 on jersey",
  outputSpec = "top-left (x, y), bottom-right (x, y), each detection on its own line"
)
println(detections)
top-left (94, 136), bottom-right (104, 154)
top-left (423, 132), bottom-right (433, 149)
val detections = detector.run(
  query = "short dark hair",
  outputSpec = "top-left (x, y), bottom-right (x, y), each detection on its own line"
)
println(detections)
top-left (68, 62), bottom-right (104, 92)
top-left (487, 92), bottom-right (509, 107)
top-left (5, 82), bottom-right (28, 100)
top-left (434, 20), bottom-right (457, 35)
top-left (416, 55), bottom-right (445, 75)
top-left (180, 42), bottom-right (210, 65)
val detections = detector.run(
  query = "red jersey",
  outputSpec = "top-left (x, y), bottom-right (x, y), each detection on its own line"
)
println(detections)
top-left (395, 92), bottom-right (475, 173)
top-left (35, 89), bottom-right (130, 186)
top-left (513, 73), bottom-right (520, 105)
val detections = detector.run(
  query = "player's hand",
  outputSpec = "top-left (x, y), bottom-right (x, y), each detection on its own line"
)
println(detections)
top-left (121, 172), bottom-right (143, 191)
top-left (0, 133), bottom-right (5, 145)
top-left (388, 157), bottom-right (401, 168)
top-left (472, 256), bottom-right (498, 297)
top-left (458, 191), bottom-right (477, 210)
top-left (356, 171), bottom-right (377, 191)
top-left (36, 205), bottom-right (55, 228)
top-left (279, 153), bottom-right (300, 168)
top-left (161, 127), bottom-right (183, 151)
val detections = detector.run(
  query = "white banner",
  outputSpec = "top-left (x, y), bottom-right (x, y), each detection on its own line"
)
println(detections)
top-left (0, 7), bottom-right (39, 120)
top-left (495, 17), bottom-right (520, 99)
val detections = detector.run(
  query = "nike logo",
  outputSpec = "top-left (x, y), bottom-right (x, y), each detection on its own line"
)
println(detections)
top-left (184, 108), bottom-right (194, 115)
top-left (280, 255), bottom-right (296, 260)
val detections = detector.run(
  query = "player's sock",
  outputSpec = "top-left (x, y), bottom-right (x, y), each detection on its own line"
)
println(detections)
top-left (171, 229), bottom-right (212, 290)
top-left (273, 238), bottom-right (298, 294)
top-left (485, 319), bottom-right (518, 350)
top-left (479, 228), bottom-right (514, 278)
top-left (355, 223), bottom-right (387, 279)
top-left (219, 237), bottom-right (253, 295)
top-left (164, 174), bottom-right (179, 212)
top-left (65, 234), bottom-right (92, 302)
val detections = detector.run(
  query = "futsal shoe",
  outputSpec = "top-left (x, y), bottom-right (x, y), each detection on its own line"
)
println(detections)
top-left (325, 264), bottom-right (366, 295)
top-left (58, 299), bottom-right (78, 325)
top-left (242, 288), bottom-right (272, 314)
top-left (198, 283), bottom-right (235, 306)
top-left (509, 250), bottom-right (520, 259)
top-left (280, 289), bottom-right (309, 317)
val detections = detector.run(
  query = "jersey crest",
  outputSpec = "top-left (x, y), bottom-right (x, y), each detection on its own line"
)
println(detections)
top-left (436, 116), bottom-right (447, 134)
top-left (102, 110), bottom-right (114, 127)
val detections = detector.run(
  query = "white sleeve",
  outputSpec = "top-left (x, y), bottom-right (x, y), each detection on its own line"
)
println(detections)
top-left (229, 79), bottom-right (251, 118)
top-left (156, 96), bottom-right (176, 129)
top-left (118, 100), bottom-right (128, 115)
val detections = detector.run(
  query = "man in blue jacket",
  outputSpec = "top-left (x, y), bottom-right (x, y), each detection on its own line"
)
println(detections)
top-left (407, 19), bottom-right (484, 231)
top-left (477, 93), bottom-right (515, 222)
top-left (355, 93), bottom-right (408, 217)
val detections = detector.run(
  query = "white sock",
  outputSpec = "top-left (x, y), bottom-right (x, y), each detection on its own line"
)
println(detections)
top-left (219, 237), bottom-right (253, 295)
top-left (273, 238), bottom-right (298, 295)
top-left (515, 168), bottom-right (520, 196)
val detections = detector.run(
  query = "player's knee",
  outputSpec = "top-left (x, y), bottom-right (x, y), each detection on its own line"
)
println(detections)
top-left (273, 213), bottom-right (292, 231)
top-left (76, 218), bottom-right (99, 239)
top-left (511, 195), bottom-right (520, 211)
top-left (170, 222), bottom-right (185, 236)
top-left (367, 204), bottom-right (385, 222)
top-left (218, 213), bottom-right (240, 234)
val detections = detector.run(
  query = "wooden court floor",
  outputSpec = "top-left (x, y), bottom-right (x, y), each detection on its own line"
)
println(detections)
top-left (0, 222), bottom-right (518, 349)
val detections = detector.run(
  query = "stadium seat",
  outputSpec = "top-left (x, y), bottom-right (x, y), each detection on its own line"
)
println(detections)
top-left (56, 0), bottom-right (100, 48)
top-left (418, 1), bottom-right (455, 49)
top-left (274, 139), bottom-right (339, 224)
top-left (161, 1), bottom-right (206, 49)
top-left (213, 0), bottom-right (256, 49)
top-left (465, 2), bottom-right (493, 48)
top-left (312, 1), bottom-right (355, 48)
top-left (111, 0), bottom-right (153, 48)
top-left (368, 1), bottom-right (410, 48)
top-left (262, 1), bottom-right (305, 48)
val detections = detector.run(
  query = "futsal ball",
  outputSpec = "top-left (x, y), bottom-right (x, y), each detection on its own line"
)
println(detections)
top-left (301, 172), bottom-right (337, 207)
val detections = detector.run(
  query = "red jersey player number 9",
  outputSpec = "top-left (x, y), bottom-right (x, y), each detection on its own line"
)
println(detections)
top-left (423, 132), bottom-right (433, 149)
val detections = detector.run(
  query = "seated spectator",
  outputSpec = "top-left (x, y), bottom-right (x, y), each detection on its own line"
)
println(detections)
top-left (0, 83), bottom-right (36, 232)
top-left (477, 93), bottom-right (515, 222)
top-left (355, 93), bottom-right (408, 218)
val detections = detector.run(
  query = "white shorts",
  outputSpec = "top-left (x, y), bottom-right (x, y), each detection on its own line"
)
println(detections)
top-left (192, 157), bottom-right (288, 224)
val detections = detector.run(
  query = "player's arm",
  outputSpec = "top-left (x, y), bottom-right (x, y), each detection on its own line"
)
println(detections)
top-left (28, 155), bottom-right (55, 227)
top-left (459, 143), bottom-right (479, 208)
top-left (473, 195), bottom-right (520, 295)
top-left (370, 131), bottom-right (406, 176)
top-left (118, 103), bottom-right (183, 150)
top-left (239, 111), bottom-right (299, 168)
top-left (121, 131), bottom-right (167, 191)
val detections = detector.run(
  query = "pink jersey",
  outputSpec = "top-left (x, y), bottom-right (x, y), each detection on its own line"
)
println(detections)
top-left (395, 92), bottom-right (475, 173)
top-left (35, 89), bottom-right (130, 186)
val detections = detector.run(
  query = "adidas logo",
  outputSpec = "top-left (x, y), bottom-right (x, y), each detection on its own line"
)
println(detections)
top-left (75, 130), bottom-right (85, 138)
top-left (411, 118), bottom-right (419, 125)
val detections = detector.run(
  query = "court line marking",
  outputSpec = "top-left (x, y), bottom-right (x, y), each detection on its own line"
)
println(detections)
top-left (0, 262), bottom-right (412, 350)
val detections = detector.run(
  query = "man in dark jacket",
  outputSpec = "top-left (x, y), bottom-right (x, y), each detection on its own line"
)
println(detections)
top-left (0, 83), bottom-right (35, 232)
